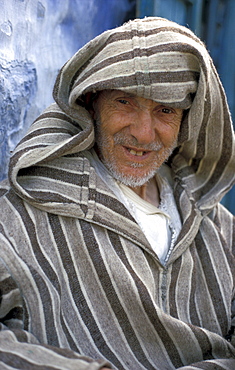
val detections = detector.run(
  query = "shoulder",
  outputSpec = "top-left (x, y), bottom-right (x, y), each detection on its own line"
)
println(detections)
top-left (0, 178), bottom-right (11, 198)
top-left (207, 203), bottom-right (234, 251)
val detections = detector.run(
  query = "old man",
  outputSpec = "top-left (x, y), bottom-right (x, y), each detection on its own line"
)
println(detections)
top-left (0, 17), bottom-right (235, 370)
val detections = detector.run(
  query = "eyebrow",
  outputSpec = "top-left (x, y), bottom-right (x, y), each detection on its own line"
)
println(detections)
top-left (123, 92), bottom-right (136, 97)
top-left (113, 91), bottom-right (136, 98)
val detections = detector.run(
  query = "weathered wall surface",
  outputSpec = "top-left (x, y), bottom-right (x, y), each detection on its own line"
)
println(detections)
top-left (0, 0), bottom-right (135, 180)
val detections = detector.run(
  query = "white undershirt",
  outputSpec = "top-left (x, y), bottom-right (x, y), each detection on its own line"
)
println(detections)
top-left (86, 150), bottom-right (182, 264)
top-left (118, 182), bottom-right (172, 263)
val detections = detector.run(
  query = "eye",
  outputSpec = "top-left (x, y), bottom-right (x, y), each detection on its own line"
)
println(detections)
top-left (161, 107), bottom-right (174, 114)
top-left (117, 99), bottom-right (129, 105)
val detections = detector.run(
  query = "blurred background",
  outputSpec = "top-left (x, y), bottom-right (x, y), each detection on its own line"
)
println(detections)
top-left (0, 0), bottom-right (234, 212)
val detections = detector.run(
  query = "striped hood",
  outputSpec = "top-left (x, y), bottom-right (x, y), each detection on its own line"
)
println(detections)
top-left (9, 17), bottom-right (235, 220)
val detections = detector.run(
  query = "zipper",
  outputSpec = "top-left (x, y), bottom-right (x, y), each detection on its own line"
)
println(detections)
top-left (161, 267), bottom-right (168, 312)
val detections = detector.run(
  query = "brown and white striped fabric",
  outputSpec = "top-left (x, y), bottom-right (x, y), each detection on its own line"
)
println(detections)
top-left (0, 17), bottom-right (235, 369)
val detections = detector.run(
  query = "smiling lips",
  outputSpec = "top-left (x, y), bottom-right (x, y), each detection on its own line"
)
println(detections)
top-left (128, 148), bottom-right (146, 156)
top-left (124, 146), bottom-right (153, 158)
top-left (114, 132), bottom-right (163, 158)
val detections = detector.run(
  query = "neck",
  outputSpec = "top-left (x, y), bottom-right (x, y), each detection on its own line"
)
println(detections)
top-left (129, 176), bottom-right (160, 207)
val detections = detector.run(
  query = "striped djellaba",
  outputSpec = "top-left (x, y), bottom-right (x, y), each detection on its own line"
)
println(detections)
top-left (0, 16), bottom-right (235, 370)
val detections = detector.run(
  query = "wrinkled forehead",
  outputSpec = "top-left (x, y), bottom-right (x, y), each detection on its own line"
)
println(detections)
top-left (70, 20), bottom-right (203, 111)
top-left (78, 52), bottom-right (200, 111)
top-left (100, 46), bottom-right (200, 110)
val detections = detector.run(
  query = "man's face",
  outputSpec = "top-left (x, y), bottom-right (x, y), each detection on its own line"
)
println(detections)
top-left (92, 90), bottom-right (183, 187)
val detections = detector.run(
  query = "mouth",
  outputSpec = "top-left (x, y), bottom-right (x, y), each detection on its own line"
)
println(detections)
top-left (124, 146), bottom-right (152, 158)
top-left (127, 148), bottom-right (147, 156)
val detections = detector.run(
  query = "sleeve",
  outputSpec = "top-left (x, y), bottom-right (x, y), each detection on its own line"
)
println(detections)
top-left (177, 358), bottom-right (235, 369)
top-left (175, 205), bottom-right (235, 369)
top-left (213, 203), bottom-right (235, 342)
top-left (0, 258), bottom-right (112, 370)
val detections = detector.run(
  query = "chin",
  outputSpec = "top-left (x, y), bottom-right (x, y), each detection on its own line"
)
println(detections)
top-left (109, 167), bottom-right (158, 187)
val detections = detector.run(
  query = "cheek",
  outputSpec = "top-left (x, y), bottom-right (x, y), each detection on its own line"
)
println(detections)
top-left (157, 118), bottom-right (181, 145)
top-left (100, 114), bottom-right (131, 138)
top-left (157, 127), bottom-right (178, 146)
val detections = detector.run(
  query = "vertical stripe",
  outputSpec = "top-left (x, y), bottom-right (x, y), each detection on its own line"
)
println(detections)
top-left (48, 214), bottom-right (123, 368)
top-left (80, 221), bottom-right (158, 370)
top-left (107, 230), bottom-right (184, 368)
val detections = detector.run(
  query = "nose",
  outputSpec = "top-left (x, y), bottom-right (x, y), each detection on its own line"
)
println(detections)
top-left (129, 110), bottom-right (156, 144)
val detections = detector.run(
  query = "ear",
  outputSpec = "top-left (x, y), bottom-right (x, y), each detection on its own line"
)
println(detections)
top-left (85, 92), bottom-right (98, 119)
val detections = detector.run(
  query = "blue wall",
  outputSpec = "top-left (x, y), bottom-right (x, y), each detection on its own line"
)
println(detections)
top-left (137, 0), bottom-right (235, 213)
top-left (1, 0), bottom-right (234, 213)
top-left (0, 0), bottom-right (135, 181)
top-left (137, 0), bottom-right (235, 123)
